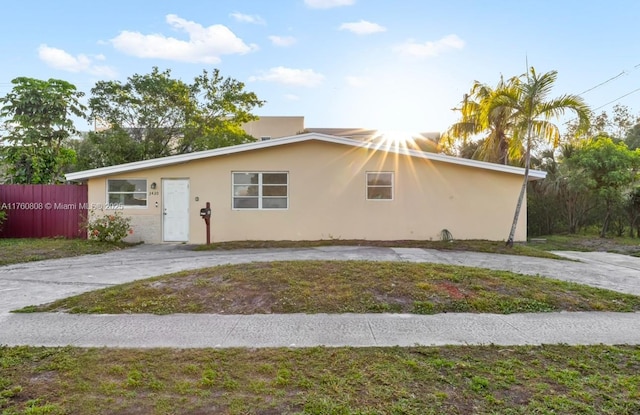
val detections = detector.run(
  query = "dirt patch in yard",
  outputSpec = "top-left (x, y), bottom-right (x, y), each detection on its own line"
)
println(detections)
top-left (542, 236), bottom-right (640, 256)
top-left (23, 261), bottom-right (640, 315)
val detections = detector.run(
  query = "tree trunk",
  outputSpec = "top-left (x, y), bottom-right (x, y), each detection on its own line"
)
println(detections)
top-left (498, 132), bottom-right (509, 165)
top-left (506, 145), bottom-right (531, 247)
top-left (628, 211), bottom-right (640, 238)
top-left (600, 202), bottom-right (611, 238)
top-left (506, 123), bottom-right (533, 247)
top-left (600, 214), bottom-right (609, 238)
top-left (630, 213), bottom-right (640, 238)
top-left (566, 197), bottom-right (577, 233)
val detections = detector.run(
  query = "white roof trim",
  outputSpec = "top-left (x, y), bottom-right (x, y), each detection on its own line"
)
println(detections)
top-left (65, 133), bottom-right (546, 181)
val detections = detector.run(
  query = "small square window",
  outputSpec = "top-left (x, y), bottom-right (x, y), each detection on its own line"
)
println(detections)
top-left (107, 179), bottom-right (147, 207)
top-left (366, 172), bottom-right (393, 200)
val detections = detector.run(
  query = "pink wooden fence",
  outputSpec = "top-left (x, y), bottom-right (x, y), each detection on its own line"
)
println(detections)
top-left (0, 185), bottom-right (88, 238)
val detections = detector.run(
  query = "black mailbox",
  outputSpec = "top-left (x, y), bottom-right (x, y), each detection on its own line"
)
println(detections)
top-left (201, 202), bottom-right (212, 245)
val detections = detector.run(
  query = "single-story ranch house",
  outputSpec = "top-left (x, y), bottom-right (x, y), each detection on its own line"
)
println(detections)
top-left (65, 133), bottom-right (546, 244)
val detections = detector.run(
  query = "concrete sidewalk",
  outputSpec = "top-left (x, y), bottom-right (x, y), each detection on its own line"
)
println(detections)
top-left (2, 245), bottom-right (640, 348)
top-left (2, 312), bottom-right (640, 348)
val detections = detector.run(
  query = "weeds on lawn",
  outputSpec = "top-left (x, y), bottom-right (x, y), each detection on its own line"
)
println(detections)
top-left (19, 261), bottom-right (640, 315)
top-left (0, 238), bottom-right (131, 266)
top-left (196, 239), bottom-right (561, 259)
top-left (1, 345), bottom-right (639, 414)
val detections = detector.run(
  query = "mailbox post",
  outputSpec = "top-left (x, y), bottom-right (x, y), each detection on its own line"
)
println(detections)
top-left (199, 202), bottom-right (212, 245)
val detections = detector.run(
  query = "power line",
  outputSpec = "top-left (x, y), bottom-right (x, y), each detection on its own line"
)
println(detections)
top-left (592, 87), bottom-right (640, 111)
top-left (562, 84), bottom-right (640, 128)
top-left (579, 71), bottom-right (626, 95)
top-left (575, 61), bottom-right (640, 97)
top-left (569, 63), bottom-right (640, 113)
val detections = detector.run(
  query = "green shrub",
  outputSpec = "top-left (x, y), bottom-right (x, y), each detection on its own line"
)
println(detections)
top-left (440, 228), bottom-right (453, 242)
top-left (86, 211), bottom-right (132, 242)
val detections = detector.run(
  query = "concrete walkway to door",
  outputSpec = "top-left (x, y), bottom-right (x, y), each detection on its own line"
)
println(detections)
top-left (1, 245), bottom-right (640, 348)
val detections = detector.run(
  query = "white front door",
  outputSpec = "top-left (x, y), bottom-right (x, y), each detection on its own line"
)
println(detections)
top-left (163, 179), bottom-right (190, 242)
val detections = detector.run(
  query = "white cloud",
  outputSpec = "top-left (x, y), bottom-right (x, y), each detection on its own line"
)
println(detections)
top-left (249, 67), bottom-right (324, 87)
top-left (305, 0), bottom-right (355, 9)
top-left (269, 35), bottom-right (297, 47)
top-left (345, 75), bottom-right (369, 87)
top-left (38, 45), bottom-right (117, 78)
top-left (339, 20), bottom-right (386, 35)
top-left (230, 12), bottom-right (266, 25)
top-left (394, 34), bottom-right (465, 58)
top-left (284, 94), bottom-right (300, 101)
top-left (110, 14), bottom-right (257, 64)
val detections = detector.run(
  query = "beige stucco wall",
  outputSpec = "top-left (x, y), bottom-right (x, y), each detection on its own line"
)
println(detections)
top-left (86, 140), bottom-right (528, 244)
top-left (241, 116), bottom-right (305, 139)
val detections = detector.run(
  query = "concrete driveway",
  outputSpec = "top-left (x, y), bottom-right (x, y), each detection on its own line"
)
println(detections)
top-left (1, 244), bottom-right (640, 314)
top-left (2, 245), bottom-right (640, 348)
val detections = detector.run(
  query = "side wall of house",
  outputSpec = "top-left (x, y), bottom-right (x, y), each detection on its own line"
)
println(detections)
top-left (87, 140), bottom-right (528, 243)
top-left (241, 116), bottom-right (305, 139)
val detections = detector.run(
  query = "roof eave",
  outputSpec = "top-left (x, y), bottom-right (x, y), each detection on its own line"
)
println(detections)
top-left (65, 133), bottom-right (547, 181)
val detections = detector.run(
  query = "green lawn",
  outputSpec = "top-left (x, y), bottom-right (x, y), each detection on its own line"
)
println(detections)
top-left (5, 238), bottom-right (640, 414)
top-left (1, 345), bottom-right (639, 414)
top-left (19, 261), bottom-right (640, 315)
top-left (0, 238), bottom-right (131, 266)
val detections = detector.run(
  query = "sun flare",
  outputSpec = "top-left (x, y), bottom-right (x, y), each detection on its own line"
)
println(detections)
top-left (373, 130), bottom-right (420, 149)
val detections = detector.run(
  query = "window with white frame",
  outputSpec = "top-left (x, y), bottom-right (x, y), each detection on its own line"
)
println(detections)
top-left (366, 172), bottom-right (393, 200)
top-left (107, 179), bottom-right (147, 207)
top-left (232, 172), bottom-right (288, 209)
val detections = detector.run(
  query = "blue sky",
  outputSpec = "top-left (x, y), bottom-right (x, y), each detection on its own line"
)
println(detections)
top-left (2, 0), bottom-right (639, 134)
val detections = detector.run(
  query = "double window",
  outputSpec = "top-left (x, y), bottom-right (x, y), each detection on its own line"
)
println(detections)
top-left (366, 172), bottom-right (393, 200)
top-left (107, 179), bottom-right (147, 207)
top-left (232, 172), bottom-right (288, 209)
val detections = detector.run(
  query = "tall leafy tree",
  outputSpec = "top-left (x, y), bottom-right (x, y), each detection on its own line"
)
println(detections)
top-left (555, 145), bottom-right (597, 234)
top-left (528, 144), bottom-right (604, 237)
top-left (181, 69), bottom-right (266, 152)
top-left (0, 77), bottom-right (86, 183)
top-left (624, 123), bottom-right (640, 150)
top-left (609, 104), bottom-right (639, 140)
top-left (564, 136), bottom-right (640, 237)
top-left (70, 130), bottom-right (144, 171)
top-left (82, 67), bottom-right (264, 168)
top-left (568, 104), bottom-right (640, 142)
top-left (441, 77), bottom-right (521, 165)
top-left (494, 68), bottom-right (591, 246)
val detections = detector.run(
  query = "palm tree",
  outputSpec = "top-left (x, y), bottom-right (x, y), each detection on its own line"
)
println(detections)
top-left (493, 68), bottom-right (591, 246)
top-left (441, 77), bottom-right (522, 165)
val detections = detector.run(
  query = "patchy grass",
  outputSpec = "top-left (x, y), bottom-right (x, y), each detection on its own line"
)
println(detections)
top-left (533, 234), bottom-right (640, 256)
top-left (196, 239), bottom-right (561, 259)
top-left (1, 345), bottom-right (639, 414)
top-left (20, 261), bottom-right (640, 315)
top-left (0, 238), bottom-right (133, 266)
